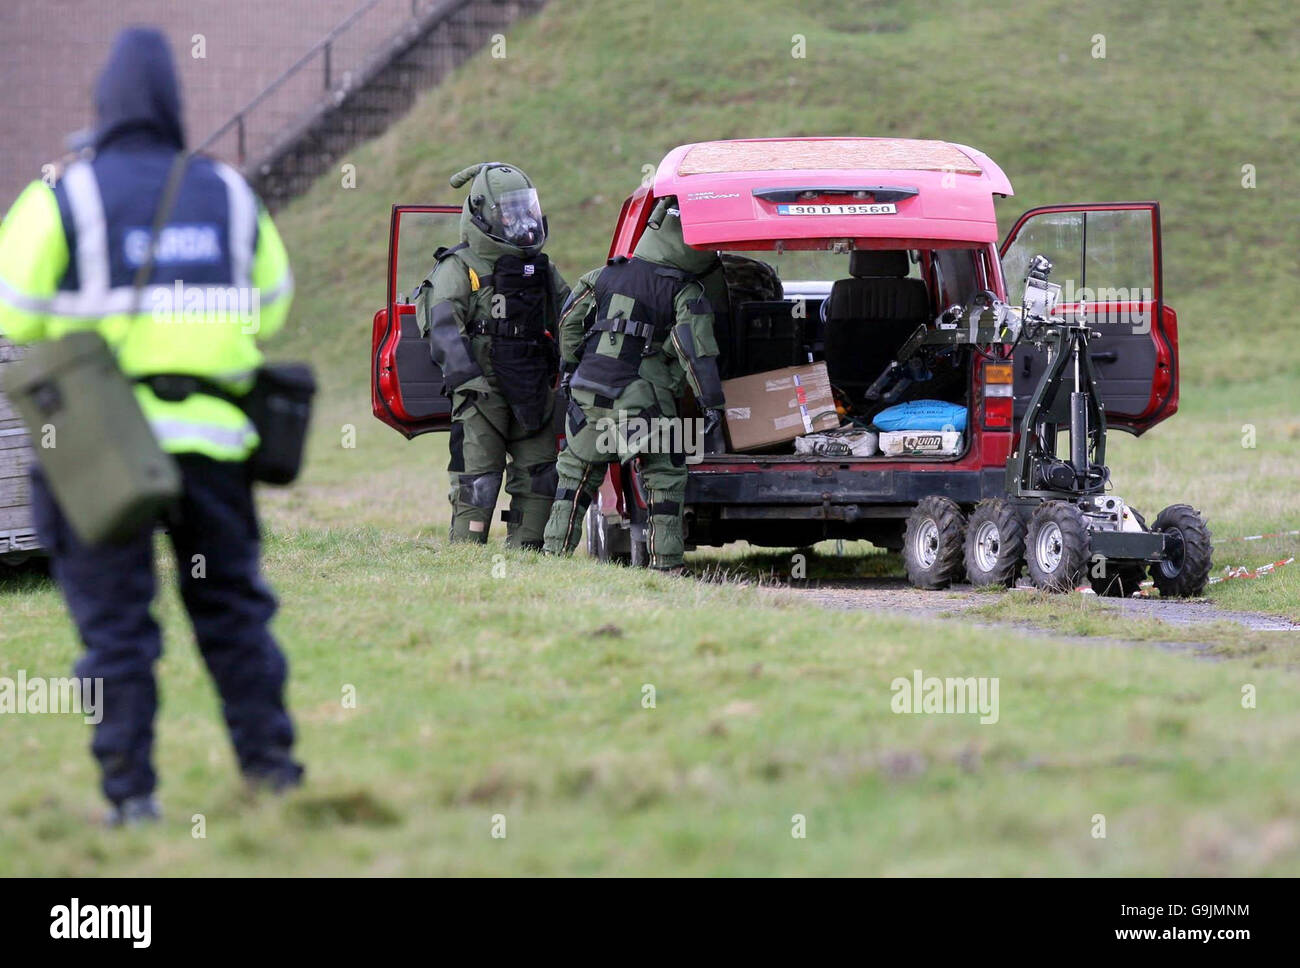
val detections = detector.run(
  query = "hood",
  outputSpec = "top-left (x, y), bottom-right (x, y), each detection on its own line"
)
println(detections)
top-left (634, 202), bottom-right (718, 274)
top-left (93, 28), bottom-right (185, 151)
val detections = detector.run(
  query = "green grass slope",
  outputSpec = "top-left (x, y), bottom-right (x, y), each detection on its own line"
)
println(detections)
top-left (271, 0), bottom-right (1300, 598)
top-left (275, 0), bottom-right (1300, 391)
top-left (3, 539), bottom-right (1298, 875)
top-left (3, 0), bottom-right (1297, 876)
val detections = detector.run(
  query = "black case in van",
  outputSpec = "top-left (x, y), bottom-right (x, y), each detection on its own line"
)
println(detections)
top-left (729, 301), bottom-right (807, 377)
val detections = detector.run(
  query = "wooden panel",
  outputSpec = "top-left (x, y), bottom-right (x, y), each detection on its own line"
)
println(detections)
top-left (0, 446), bottom-right (33, 481)
top-left (0, 337), bottom-right (34, 529)
top-left (0, 505), bottom-right (34, 533)
top-left (0, 473), bottom-right (31, 509)
top-left (0, 428), bottom-right (31, 451)
top-left (0, 339), bottom-right (24, 430)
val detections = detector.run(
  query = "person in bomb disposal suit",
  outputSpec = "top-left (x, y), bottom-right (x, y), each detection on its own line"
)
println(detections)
top-left (416, 163), bottom-right (569, 547)
top-left (543, 199), bottom-right (726, 570)
top-left (0, 29), bottom-right (302, 824)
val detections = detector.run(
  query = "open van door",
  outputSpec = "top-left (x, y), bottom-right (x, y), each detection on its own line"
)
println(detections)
top-left (371, 204), bottom-right (462, 438)
top-left (1000, 202), bottom-right (1178, 435)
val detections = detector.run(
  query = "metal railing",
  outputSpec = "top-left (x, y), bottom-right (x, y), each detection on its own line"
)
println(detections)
top-left (200, 0), bottom-right (381, 163)
top-left (197, 0), bottom-right (482, 170)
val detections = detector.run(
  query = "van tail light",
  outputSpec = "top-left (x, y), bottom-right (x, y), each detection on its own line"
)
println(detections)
top-left (983, 361), bottom-right (1014, 429)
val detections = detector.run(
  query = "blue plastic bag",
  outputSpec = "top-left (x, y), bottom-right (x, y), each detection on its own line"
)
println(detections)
top-left (872, 399), bottom-right (967, 432)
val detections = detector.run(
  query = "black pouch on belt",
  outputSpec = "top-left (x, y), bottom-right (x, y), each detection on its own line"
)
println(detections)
top-left (489, 339), bottom-right (552, 434)
top-left (137, 364), bottom-right (317, 486)
top-left (244, 363), bottom-right (316, 485)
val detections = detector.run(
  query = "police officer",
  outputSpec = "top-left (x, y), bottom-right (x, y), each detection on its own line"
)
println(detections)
top-left (0, 28), bottom-right (301, 824)
top-left (542, 199), bottom-right (725, 570)
top-left (417, 163), bottom-right (569, 547)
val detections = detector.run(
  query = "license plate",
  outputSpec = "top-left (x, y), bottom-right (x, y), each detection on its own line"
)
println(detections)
top-left (775, 203), bottom-right (897, 216)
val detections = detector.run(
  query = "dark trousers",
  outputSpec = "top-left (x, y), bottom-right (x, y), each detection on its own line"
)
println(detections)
top-left (30, 456), bottom-right (300, 804)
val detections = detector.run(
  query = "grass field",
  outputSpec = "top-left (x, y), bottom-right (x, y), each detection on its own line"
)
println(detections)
top-left (1, 0), bottom-right (1297, 875)
top-left (3, 533), bottom-right (1298, 875)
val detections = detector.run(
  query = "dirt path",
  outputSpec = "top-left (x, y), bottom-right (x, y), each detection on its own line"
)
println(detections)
top-left (775, 578), bottom-right (1300, 635)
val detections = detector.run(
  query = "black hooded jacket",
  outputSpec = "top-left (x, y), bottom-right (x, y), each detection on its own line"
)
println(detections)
top-left (93, 27), bottom-right (185, 152)
top-left (52, 28), bottom-right (253, 293)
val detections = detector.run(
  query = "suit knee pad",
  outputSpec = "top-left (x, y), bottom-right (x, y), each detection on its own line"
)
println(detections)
top-left (458, 472), bottom-right (503, 510)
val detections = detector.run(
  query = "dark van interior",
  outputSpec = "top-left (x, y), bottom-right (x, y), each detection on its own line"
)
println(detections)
top-left (707, 247), bottom-right (982, 456)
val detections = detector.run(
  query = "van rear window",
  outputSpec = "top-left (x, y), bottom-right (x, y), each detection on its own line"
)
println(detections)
top-left (722, 247), bottom-right (984, 309)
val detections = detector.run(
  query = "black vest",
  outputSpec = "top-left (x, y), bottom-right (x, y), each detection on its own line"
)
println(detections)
top-left (569, 257), bottom-right (695, 405)
top-left (469, 252), bottom-right (552, 340)
top-left (590, 256), bottom-right (692, 347)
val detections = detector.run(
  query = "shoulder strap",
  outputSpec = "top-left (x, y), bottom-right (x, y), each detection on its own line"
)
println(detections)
top-left (131, 152), bottom-right (191, 315)
top-left (433, 242), bottom-right (468, 263)
top-left (432, 241), bottom-right (493, 292)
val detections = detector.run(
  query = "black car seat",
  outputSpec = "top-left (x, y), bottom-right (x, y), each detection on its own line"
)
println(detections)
top-left (823, 250), bottom-right (930, 402)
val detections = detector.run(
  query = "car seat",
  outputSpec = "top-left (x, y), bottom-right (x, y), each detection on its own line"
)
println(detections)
top-left (823, 250), bottom-right (930, 403)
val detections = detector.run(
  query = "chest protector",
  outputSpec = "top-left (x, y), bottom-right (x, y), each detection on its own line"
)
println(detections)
top-left (570, 256), bottom-right (693, 403)
top-left (474, 252), bottom-right (557, 433)
top-left (477, 254), bottom-right (552, 340)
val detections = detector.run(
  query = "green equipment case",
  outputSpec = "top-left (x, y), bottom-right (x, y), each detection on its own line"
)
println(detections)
top-left (2, 331), bottom-right (180, 545)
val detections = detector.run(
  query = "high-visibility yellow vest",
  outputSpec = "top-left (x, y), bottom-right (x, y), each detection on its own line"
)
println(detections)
top-left (0, 157), bottom-right (294, 461)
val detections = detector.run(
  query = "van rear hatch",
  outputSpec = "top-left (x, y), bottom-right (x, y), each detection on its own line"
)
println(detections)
top-left (655, 138), bottom-right (1013, 248)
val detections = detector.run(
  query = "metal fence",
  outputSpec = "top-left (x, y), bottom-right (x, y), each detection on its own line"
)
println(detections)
top-left (197, 0), bottom-right (493, 169)
top-left (0, 0), bottom-right (525, 206)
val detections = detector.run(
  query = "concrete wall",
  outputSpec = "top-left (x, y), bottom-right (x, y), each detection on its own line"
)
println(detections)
top-left (0, 0), bottom-right (439, 206)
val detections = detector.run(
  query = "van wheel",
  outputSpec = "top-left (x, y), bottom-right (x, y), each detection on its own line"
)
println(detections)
top-left (1026, 501), bottom-right (1091, 592)
top-left (1090, 562), bottom-right (1148, 597)
top-left (903, 496), bottom-right (966, 589)
top-left (963, 499), bottom-right (1025, 588)
top-left (1150, 504), bottom-right (1213, 598)
top-left (585, 503), bottom-right (630, 564)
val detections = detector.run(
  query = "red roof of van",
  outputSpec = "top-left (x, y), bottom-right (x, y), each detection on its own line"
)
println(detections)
top-left (652, 138), bottom-right (1014, 249)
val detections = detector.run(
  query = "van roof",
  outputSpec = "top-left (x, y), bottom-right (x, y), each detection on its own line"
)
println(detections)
top-left (652, 137), bottom-right (1014, 249)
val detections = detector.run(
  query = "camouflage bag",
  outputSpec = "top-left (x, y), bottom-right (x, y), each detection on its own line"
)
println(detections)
top-left (720, 253), bottom-right (783, 304)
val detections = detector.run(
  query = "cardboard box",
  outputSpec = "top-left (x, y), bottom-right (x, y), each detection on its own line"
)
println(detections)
top-left (722, 362), bottom-right (840, 452)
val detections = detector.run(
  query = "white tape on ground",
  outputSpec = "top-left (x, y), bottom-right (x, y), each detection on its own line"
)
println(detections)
top-left (1207, 556), bottom-right (1295, 585)
top-left (1135, 555), bottom-right (1295, 591)
top-left (1222, 529), bottom-right (1300, 543)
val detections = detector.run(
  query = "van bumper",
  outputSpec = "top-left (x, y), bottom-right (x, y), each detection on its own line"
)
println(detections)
top-left (685, 466), bottom-right (1007, 515)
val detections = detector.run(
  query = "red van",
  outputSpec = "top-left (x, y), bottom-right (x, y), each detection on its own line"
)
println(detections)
top-left (373, 138), bottom-right (1184, 590)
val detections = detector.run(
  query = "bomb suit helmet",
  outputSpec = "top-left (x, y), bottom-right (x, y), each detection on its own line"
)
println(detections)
top-left (449, 162), bottom-right (547, 258)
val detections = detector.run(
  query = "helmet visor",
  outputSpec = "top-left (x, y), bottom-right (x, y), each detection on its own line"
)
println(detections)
top-left (494, 188), bottom-right (544, 248)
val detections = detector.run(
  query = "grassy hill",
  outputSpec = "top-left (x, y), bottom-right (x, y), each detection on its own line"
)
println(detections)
top-left (3, 0), bottom-right (1297, 875)
top-left (274, 0), bottom-right (1300, 391)
top-left (269, 0), bottom-right (1299, 599)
